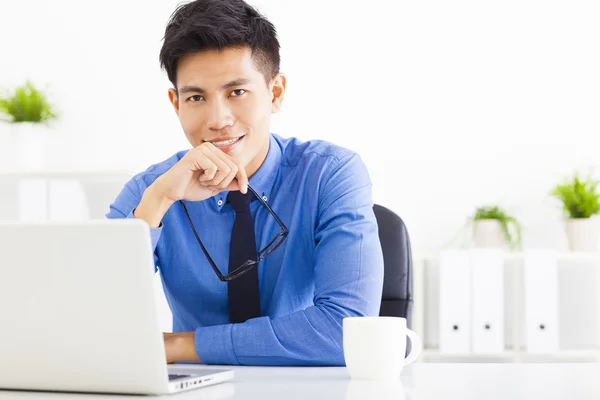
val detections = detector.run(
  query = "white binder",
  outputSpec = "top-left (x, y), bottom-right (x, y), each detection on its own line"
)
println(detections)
top-left (439, 250), bottom-right (471, 353)
top-left (523, 250), bottom-right (560, 353)
top-left (470, 249), bottom-right (505, 353)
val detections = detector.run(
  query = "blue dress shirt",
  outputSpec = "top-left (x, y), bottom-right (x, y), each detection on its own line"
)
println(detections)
top-left (106, 134), bottom-right (384, 366)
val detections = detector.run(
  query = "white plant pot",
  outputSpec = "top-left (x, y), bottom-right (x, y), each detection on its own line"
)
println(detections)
top-left (10, 122), bottom-right (48, 171)
top-left (473, 220), bottom-right (507, 249)
top-left (564, 217), bottom-right (600, 252)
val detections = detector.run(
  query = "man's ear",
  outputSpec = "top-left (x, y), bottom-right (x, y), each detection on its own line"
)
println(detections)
top-left (168, 88), bottom-right (180, 115)
top-left (270, 73), bottom-right (286, 114)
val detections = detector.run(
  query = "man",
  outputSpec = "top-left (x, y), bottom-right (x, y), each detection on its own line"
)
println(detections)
top-left (107, 0), bottom-right (384, 366)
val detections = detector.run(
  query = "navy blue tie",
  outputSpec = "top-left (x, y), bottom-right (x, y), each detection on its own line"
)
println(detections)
top-left (227, 191), bottom-right (261, 323)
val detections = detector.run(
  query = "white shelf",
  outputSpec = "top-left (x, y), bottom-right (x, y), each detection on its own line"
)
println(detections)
top-left (0, 173), bottom-right (134, 221)
top-left (0, 170), bottom-right (135, 178)
top-left (420, 349), bottom-right (600, 363)
top-left (421, 349), bottom-right (515, 360)
top-left (415, 251), bottom-right (600, 263)
top-left (411, 252), bottom-right (600, 364)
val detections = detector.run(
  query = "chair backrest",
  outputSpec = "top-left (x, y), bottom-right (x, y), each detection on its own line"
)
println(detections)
top-left (373, 204), bottom-right (413, 328)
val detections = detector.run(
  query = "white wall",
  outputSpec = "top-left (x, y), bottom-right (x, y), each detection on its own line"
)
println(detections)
top-left (1, 0), bottom-right (599, 257)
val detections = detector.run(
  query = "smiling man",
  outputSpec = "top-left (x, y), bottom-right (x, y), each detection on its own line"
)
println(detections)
top-left (107, 0), bottom-right (384, 366)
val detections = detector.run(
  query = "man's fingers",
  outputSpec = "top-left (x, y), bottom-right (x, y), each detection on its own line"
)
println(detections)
top-left (187, 147), bottom-right (218, 180)
top-left (205, 142), bottom-right (248, 194)
top-left (188, 142), bottom-right (248, 193)
top-left (203, 143), bottom-right (242, 190)
top-left (214, 154), bottom-right (239, 190)
top-left (198, 145), bottom-right (231, 186)
top-left (213, 160), bottom-right (238, 191)
top-left (235, 164), bottom-right (248, 194)
top-left (224, 180), bottom-right (240, 192)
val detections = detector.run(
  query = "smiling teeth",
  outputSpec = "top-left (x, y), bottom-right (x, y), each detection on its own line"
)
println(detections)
top-left (212, 137), bottom-right (241, 147)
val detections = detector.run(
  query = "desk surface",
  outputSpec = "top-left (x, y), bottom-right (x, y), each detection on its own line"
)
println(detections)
top-left (0, 363), bottom-right (599, 400)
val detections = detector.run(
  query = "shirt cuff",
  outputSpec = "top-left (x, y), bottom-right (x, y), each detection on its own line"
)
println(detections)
top-left (127, 209), bottom-right (163, 250)
top-left (195, 324), bottom-right (239, 365)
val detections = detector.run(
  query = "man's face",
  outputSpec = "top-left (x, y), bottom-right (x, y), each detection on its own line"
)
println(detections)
top-left (168, 46), bottom-right (285, 174)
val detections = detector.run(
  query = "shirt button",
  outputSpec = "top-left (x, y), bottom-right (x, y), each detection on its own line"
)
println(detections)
top-left (218, 199), bottom-right (223, 206)
top-left (262, 195), bottom-right (268, 202)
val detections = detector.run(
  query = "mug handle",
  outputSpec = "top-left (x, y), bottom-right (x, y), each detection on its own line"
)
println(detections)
top-left (403, 328), bottom-right (423, 366)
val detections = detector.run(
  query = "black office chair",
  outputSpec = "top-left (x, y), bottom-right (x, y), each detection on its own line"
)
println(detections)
top-left (373, 204), bottom-right (413, 329)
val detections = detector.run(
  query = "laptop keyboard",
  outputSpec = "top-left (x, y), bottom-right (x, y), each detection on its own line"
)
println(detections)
top-left (169, 374), bottom-right (191, 381)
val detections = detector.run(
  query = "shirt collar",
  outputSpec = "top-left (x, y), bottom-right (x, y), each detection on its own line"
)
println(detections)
top-left (213, 134), bottom-right (281, 210)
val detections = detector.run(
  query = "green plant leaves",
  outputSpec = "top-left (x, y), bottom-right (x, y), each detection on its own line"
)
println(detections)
top-left (473, 206), bottom-right (522, 250)
top-left (550, 174), bottom-right (600, 219)
top-left (0, 81), bottom-right (57, 124)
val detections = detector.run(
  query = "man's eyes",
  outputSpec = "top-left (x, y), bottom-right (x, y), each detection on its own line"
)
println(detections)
top-left (230, 89), bottom-right (246, 97)
top-left (188, 95), bottom-right (204, 102)
top-left (186, 89), bottom-right (246, 102)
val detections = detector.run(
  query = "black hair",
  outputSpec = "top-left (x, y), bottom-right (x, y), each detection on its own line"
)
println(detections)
top-left (159, 0), bottom-right (281, 89)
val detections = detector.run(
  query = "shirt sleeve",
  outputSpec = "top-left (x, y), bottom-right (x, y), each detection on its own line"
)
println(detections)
top-left (194, 153), bottom-right (384, 365)
top-left (105, 176), bottom-right (163, 270)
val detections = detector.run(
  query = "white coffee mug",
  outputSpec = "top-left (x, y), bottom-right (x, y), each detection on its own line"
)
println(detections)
top-left (343, 316), bottom-right (422, 380)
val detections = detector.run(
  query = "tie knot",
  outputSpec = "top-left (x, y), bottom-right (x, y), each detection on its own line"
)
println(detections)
top-left (228, 191), bottom-right (253, 213)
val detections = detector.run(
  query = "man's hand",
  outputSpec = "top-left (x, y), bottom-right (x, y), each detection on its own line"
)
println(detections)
top-left (155, 142), bottom-right (249, 203)
top-left (163, 332), bottom-right (201, 364)
top-left (134, 142), bottom-right (248, 228)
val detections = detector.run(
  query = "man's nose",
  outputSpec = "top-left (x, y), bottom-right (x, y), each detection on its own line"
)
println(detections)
top-left (207, 100), bottom-right (234, 131)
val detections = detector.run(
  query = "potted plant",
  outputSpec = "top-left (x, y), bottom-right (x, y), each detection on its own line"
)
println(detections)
top-left (472, 206), bottom-right (522, 250)
top-left (0, 80), bottom-right (58, 170)
top-left (550, 173), bottom-right (600, 252)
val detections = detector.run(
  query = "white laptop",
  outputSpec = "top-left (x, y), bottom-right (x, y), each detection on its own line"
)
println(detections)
top-left (0, 219), bottom-right (234, 395)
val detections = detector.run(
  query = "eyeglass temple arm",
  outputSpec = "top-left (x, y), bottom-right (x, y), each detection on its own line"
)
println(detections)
top-left (179, 200), bottom-right (225, 280)
top-left (247, 185), bottom-right (289, 231)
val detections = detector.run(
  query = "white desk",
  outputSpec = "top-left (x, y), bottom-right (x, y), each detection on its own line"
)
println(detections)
top-left (0, 363), bottom-right (599, 399)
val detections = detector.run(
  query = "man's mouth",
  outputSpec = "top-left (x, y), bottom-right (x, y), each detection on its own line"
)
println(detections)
top-left (208, 135), bottom-right (245, 148)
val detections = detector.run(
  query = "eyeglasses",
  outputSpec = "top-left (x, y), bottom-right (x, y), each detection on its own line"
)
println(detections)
top-left (179, 185), bottom-right (289, 282)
